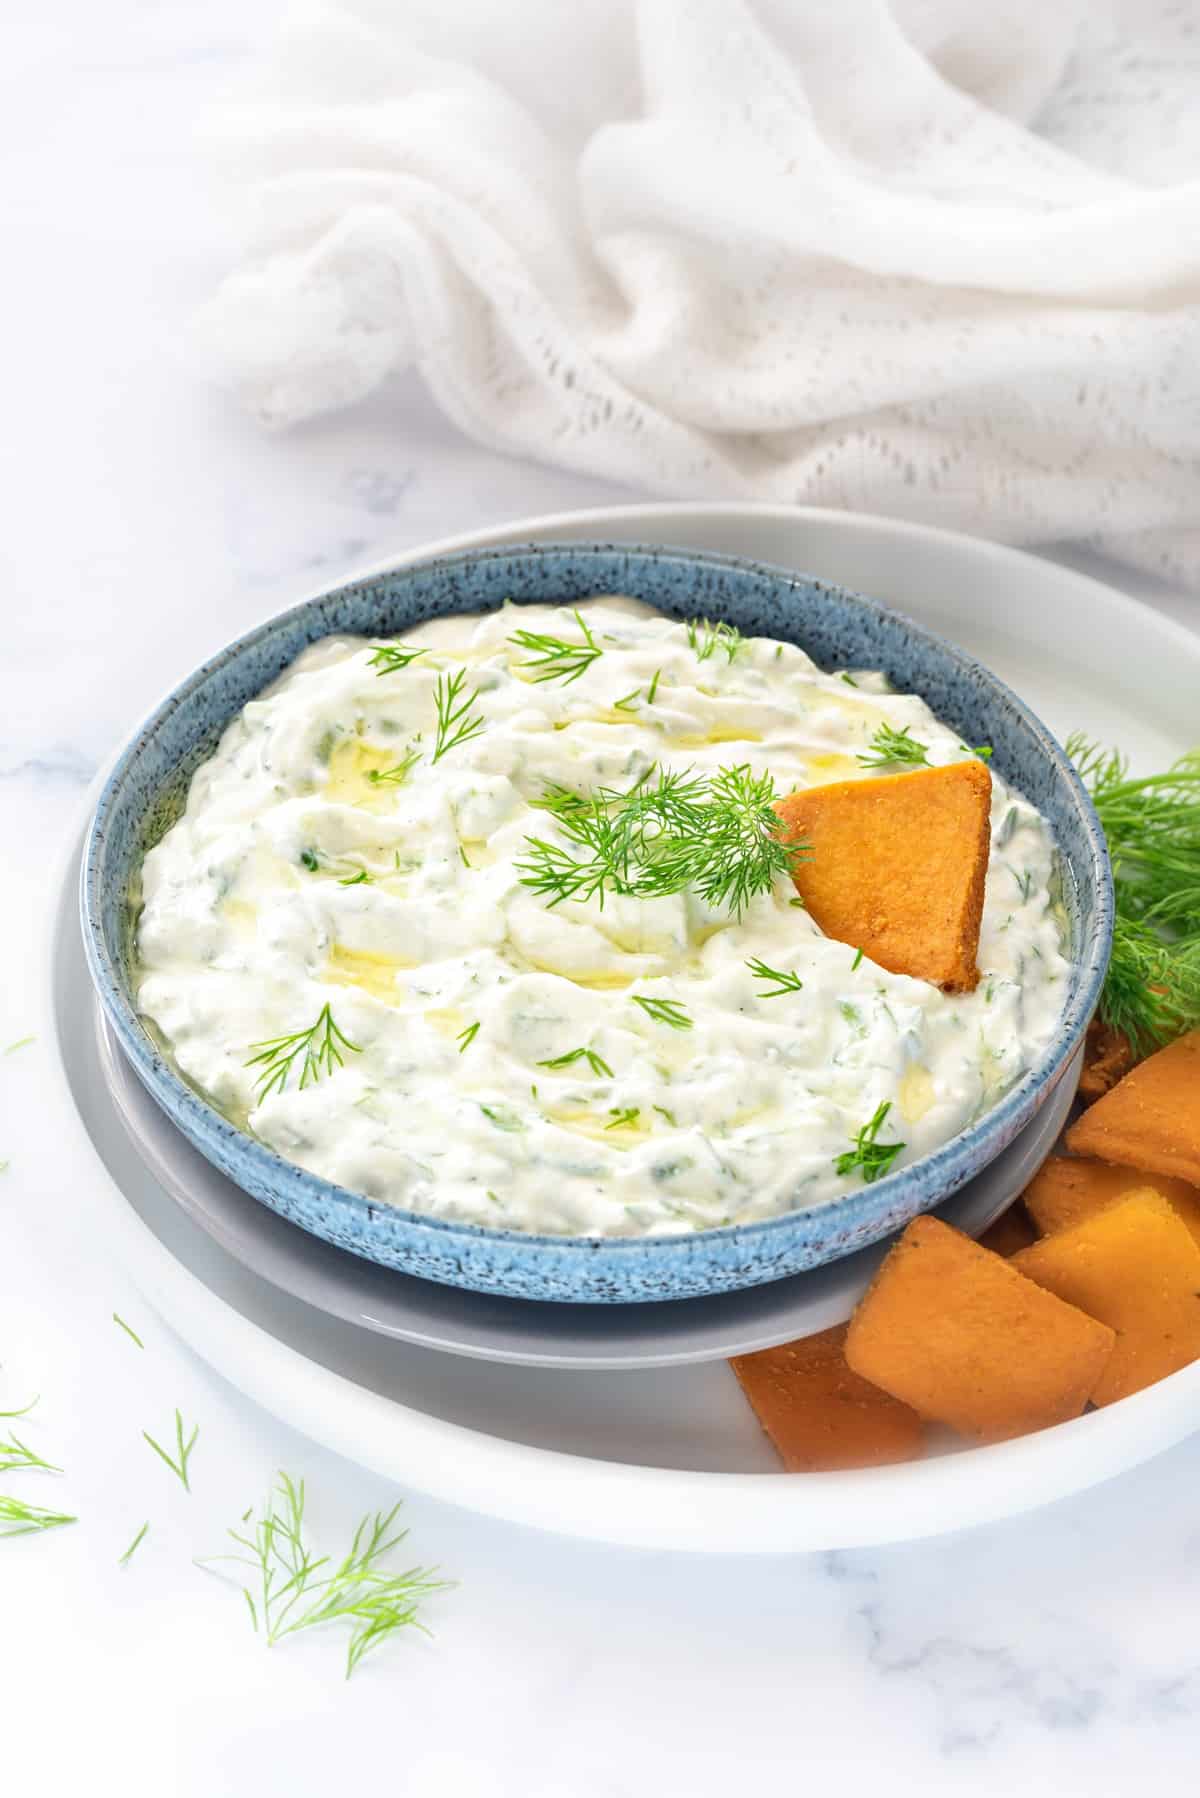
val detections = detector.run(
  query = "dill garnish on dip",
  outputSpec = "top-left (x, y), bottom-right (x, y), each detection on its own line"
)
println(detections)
top-left (134, 598), bottom-right (1069, 1238)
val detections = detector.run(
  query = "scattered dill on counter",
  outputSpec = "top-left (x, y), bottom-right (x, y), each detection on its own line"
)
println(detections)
top-left (118, 1522), bottom-right (150, 1567)
top-left (0, 1396), bottom-right (39, 1419)
top-left (0, 1496), bottom-right (77, 1538)
top-left (0, 1433), bottom-right (60, 1475)
top-left (198, 1473), bottom-right (450, 1680)
top-left (142, 1409), bottom-right (199, 1492)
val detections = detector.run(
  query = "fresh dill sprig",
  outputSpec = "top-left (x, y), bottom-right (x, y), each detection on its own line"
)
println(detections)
top-left (626, 765), bottom-right (799, 915)
top-left (119, 1522), bottom-right (150, 1567)
top-left (518, 763), bottom-right (804, 916)
top-left (1069, 733), bottom-right (1200, 1054)
top-left (0, 1432), bottom-right (61, 1476)
top-left (338, 870), bottom-right (372, 886)
top-left (1101, 914), bottom-right (1200, 1059)
top-left (300, 848), bottom-right (321, 873)
top-left (647, 668), bottom-right (663, 704)
top-left (605, 1107), bottom-right (640, 1130)
top-left (1069, 734), bottom-right (1200, 932)
top-left (368, 642), bottom-right (429, 674)
top-left (509, 611), bottom-right (603, 685)
top-left (198, 1473), bottom-right (450, 1680)
top-left (245, 1005), bottom-right (362, 1099)
top-left (0, 1495), bottom-right (76, 1537)
top-left (112, 1313), bottom-right (144, 1349)
top-left (142, 1409), bottom-right (199, 1492)
top-left (857, 724), bottom-right (929, 769)
top-left (612, 689), bottom-right (641, 712)
top-left (537, 1046), bottom-right (614, 1077)
top-left (432, 669), bottom-right (486, 763)
top-left (851, 947), bottom-right (864, 970)
top-left (745, 958), bottom-right (804, 998)
top-left (631, 995), bottom-right (693, 1031)
top-left (686, 617), bottom-right (742, 664)
top-left (518, 767), bottom-right (706, 909)
top-left (456, 1021), bottom-right (481, 1053)
top-left (4, 1036), bottom-right (33, 1055)
top-left (366, 744), bottom-right (422, 788)
top-left (835, 1101), bottom-right (905, 1184)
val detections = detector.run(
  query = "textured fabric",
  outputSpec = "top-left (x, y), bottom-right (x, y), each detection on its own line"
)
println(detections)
top-left (198, 0), bottom-right (1200, 584)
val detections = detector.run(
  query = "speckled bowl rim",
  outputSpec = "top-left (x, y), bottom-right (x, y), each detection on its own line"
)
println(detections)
top-left (81, 540), bottom-right (1113, 1269)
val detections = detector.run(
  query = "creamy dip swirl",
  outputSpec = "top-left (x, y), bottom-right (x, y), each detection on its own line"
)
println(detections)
top-left (136, 600), bottom-right (1069, 1237)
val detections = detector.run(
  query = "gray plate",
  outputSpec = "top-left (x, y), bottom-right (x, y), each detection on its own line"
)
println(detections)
top-left (88, 881), bottom-right (1079, 1369)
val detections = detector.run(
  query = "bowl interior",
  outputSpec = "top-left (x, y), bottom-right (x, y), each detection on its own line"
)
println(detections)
top-left (82, 541), bottom-right (1113, 1278)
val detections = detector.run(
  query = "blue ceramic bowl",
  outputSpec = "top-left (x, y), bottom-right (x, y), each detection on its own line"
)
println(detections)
top-left (82, 543), bottom-right (1112, 1303)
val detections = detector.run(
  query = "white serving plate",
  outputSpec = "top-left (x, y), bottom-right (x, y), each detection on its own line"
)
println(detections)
top-left (50, 503), bottom-right (1200, 1552)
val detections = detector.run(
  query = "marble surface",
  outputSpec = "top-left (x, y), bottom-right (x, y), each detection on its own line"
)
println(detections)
top-left (4, 5), bottom-right (1200, 1794)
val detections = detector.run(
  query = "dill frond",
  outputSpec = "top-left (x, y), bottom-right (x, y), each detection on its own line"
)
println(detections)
top-left (245, 1006), bottom-right (362, 1100)
top-left (517, 763), bottom-right (803, 916)
top-left (745, 958), bottom-right (804, 998)
top-left (142, 1409), bottom-right (199, 1492)
top-left (1069, 734), bottom-right (1200, 1053)
top-left (0, 1496), bottom-right (76, 1537)
top-left (509, 611), bottom-right (603, 685)
top-left (432, 669), bottom-right (486, 762)
top-left (835, 1101), bottom-right (905, 1184)
top-left (199, 1473), bottom-right (450, 1679)
top-left (857, 724), bottom-right (929, 769)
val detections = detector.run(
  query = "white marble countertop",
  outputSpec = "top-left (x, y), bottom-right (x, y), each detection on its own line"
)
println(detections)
top-left (5, 6), bottom-right (1200, 1794)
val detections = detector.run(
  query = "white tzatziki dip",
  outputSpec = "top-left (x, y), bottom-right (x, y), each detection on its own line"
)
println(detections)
top-left (136, 600), bottom-right (1069, 1238)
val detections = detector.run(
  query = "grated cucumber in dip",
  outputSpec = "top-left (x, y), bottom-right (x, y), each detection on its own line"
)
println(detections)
top-left (135, 599), bottom-right (1069, 1237)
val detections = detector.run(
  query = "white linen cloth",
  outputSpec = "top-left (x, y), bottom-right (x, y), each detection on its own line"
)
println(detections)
top-left (198, 0), bottom-right (1200, 584)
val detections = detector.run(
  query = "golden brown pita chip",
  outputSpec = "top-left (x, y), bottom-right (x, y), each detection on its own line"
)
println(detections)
top-left (1013, 1191), bottom-right (1200, 1405)
top-left (730, 1325), bottom-right (924, 1472)
top-left (844, 1216), bottom-right (1114, 1443)
top-left (976, 1203), bottom-right (1037, 1257)
top-left (1022, 1155), bottom-right (1200, 1249)
top-left (775, 760), bottom-right (991, 991)
top-left (1066, 1030), bottom-right (1200, 1186)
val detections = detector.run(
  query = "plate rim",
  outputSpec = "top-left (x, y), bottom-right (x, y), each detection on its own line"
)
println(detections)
top-left (46, 502), bottom-right (1200, 1551)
